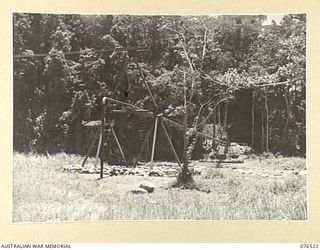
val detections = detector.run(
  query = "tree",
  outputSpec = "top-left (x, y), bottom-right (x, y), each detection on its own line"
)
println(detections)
top-left (159, 16), bottom-right (240, 187)
top-left (13, 14), bottom-right (37, 151)
top-left (41, 19), bottom-right (80, 152)
top-left (212, 14), bottom-right (306, 155)
top-left (247, 14), bottom-right (306, 155)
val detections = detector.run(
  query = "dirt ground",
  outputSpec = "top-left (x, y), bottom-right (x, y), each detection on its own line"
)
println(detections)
top-left (194, 157), bottom-right (306, 180)
top-left (66, 156), bottom-right (307, 183)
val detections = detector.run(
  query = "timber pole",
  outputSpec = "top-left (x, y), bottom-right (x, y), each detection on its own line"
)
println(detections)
top-left (150, 116), bottom-right (159, 167)
top-left (160, 116), bottom-right (181, 166)
top-left (111, 125), bottom-right (128, 167)
top-left (100, 97), bottom-right (107, 178)
top-left (82, 126), bottom-right (100, 169)
top-left (94, 131), bottom-right (103, 170)
top-left (135, 62), bottom-right (158, 108)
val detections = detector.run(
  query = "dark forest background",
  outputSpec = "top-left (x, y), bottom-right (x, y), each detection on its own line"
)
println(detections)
top-left (13, 13), bottom-right (306, 159)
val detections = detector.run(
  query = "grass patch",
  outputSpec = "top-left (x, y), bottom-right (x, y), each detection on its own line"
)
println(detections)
top-left (202, 168), bottom-right (224, 179)
top-left (13, 152), bottom-right (307, 221)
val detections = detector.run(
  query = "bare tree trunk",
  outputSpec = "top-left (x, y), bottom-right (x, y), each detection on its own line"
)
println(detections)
top-left (283, 86), bottom-right (290, 153)
top-left (182, 125), bottom-right (188, 169)
top-left (251, 93), bottom-right (255, 148)
top-left (201, 28), bottom-right (208, 69)
top-left (218, 105), bottom-right (221, 138)
top-left (261, 109), bottom-right (265, 153)
top-left (213, 110), bottom-right (216, 138)
top-left (182, 73), bottom-right (188, 168)
top-left (265, 92), bottom-right (269, 153)
top-left (177, 72), bottom-right (193, 188)
top-left (293, 80), bottom-right (297, 119)
top-left (224, 102), bottom-right (228, 129)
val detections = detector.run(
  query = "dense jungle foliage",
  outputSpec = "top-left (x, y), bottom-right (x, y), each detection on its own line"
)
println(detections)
top-left (13, 13), bottom-right (306, 157)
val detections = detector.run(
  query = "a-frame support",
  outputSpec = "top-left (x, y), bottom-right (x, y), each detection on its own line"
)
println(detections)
top-left (82, 97), bottom-right (129, 176)
top-left (99, 97), bottom-right (107, 178)
top-left (159, 115), bottom-right (181, 166)
top-left (134, 114), bottom-right (182, 168)
top-left (110, 124), bottom-right (128, 167)
top-left (150, 116), bottom-right (159, 165)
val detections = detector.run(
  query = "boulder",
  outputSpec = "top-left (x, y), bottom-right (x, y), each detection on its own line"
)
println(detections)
top-left (149, 170), bottom-right (164, 177)
top-left (140, 181), bottom-right (155, 193)
top-left (131, 188), bottom-right (148, 195)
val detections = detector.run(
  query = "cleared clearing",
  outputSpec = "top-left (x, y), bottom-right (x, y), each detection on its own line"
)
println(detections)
top-left (13, 153), bottom-right (307, 222)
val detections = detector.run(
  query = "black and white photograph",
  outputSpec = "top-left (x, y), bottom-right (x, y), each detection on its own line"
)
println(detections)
top-left (13, 13), bottom-right (307, 222)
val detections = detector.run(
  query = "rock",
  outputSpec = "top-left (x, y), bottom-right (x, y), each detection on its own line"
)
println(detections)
top-left (120, 169), bottom-right (127, 175)
top-left (149, 170), bottom-right (163, 177)
top-left (131, 188), bottom-right (148, 195)
top-left (194, 170), bottom-right (201, 175)
top-left (140, 181), bottom-right (155, 193)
